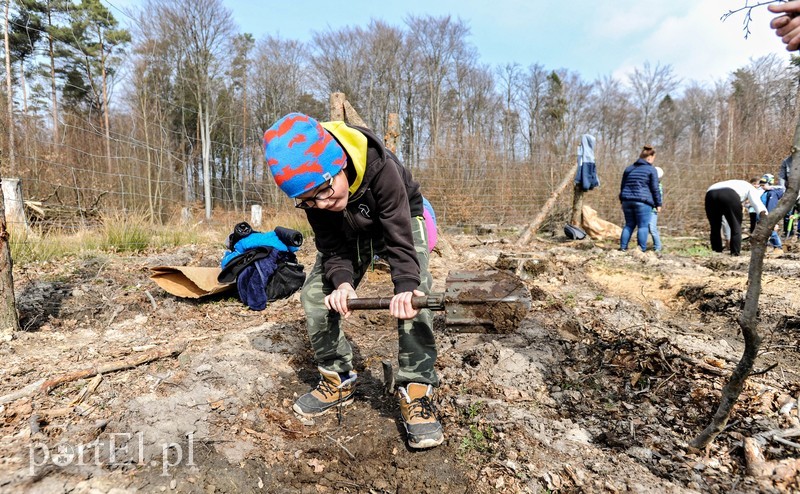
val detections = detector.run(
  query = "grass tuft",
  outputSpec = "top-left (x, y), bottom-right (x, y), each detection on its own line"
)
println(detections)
top-left (100, 213), bottom-right (151, 253)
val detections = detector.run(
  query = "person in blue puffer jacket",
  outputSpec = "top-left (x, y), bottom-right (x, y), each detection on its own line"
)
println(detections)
top-left (619, 145), bottom-right (662, 252)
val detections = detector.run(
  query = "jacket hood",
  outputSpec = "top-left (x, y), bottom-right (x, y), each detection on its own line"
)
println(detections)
top-left (321, 121), bottom-right (368, 195)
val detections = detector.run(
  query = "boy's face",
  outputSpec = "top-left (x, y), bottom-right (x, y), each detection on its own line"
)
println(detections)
top-left (295, 168), bottom-right (349, 212)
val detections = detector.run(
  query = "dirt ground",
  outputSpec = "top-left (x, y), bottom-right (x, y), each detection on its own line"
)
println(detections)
top-left (1, 231), bottom-right (800, 493)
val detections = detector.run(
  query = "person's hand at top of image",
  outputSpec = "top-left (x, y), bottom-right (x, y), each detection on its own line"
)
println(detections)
top-left (770, 1), bottom-right (800, 51)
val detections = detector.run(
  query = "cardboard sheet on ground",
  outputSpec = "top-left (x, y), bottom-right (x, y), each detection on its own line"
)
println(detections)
top-left (150, 266), bottom-right (234, 299)
top-left (581, 205), bottom-right (622, 240)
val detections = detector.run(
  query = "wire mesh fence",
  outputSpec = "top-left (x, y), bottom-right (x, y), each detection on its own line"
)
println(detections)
top-left (6, 132), bottom-right (780, 252)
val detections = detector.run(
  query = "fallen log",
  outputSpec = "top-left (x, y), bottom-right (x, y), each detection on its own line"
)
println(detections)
top-left (518, 166), bottom-right (575, 245)
top-left (0, 379), bottom-right (45, 406)
top-left (39, 340), bottom-right (187, 395)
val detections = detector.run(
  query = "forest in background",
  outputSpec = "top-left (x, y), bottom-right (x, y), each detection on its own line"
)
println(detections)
top-left (2, 0), bottom-right (799, 233)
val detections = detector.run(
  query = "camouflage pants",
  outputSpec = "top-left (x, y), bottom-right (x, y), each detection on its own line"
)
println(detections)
top-left (300, 216), bottom-right (438, 386)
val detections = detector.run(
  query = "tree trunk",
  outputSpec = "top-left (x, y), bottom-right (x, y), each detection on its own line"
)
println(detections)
top-left (241, 64), bottom-right (248, 212)
top-left (0, 175), bottom-right (20, 334)
top-left (99, 29), bottom-right (113, 176)
top-left (142, 94), bottom-right (155, 222)
top-left (250, 204), bottom-right (262, 229)
top-left (4, 0), bottom-right (16, 174)
top-left (19, 61), bottom-right (27, 115)
top-left (344, 100), bottom-right (366, 127)
top-left (571, 184), bottom-right (584, 226)
top-left (46, 6), bottom-right (59, 144)
top-left (200, 99), bottom-right (212, 220)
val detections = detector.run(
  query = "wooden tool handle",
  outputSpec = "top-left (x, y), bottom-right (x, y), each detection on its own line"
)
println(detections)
top-left (345, 294), bottom-right (445, 311)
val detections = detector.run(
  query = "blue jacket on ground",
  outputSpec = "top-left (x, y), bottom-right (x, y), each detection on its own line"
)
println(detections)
top-left (619, 159), bottom-right (662, 208)
top-left (237, 249), bottom-right (288, 311)
top-left (220, 231), bottom-right (298, 268)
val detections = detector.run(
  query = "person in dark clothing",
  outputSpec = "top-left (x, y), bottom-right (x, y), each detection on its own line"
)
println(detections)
top-left (779, 155), bottom-right (792, 186)
top-left (705, 179), bottom-right (767, 256)
top-left (263, 113), bottom-right (442, 450)
top-left (619, 145), bottom-right (662, 252)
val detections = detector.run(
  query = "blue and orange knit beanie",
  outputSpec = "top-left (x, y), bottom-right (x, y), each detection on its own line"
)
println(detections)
top-left (263, 113), bottom-right (347, 198)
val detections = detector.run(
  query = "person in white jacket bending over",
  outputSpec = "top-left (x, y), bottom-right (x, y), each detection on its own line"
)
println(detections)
top-left (705, 179), bottom-right (767, 256)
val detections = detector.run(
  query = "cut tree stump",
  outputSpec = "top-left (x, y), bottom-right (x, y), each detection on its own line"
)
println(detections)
top-left (330, 92), bottom-right (367, 127)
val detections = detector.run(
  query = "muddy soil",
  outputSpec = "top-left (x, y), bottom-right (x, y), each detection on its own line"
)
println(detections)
top-left (1, 234), bottom-right (799, 493)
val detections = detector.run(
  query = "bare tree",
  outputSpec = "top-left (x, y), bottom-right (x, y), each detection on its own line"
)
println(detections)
top-left (653, 94), bottom-right (684, 161)
top-left (728, 55), bottom-right (796, 163)
top-left (588, 75), bottom-right (632, 163)
top-left (251, 36), bottom-right (308, 127)
top-left (520, 63), bottom-right (548, 160)
top-left (362, 20), bottom-right (407, 136)
top-left (308, 26), bottom-right (370, 117)
top-left (452, 62), bottom-right (498, 147)
top-left (497, 62), bottom-right (522, 160)
top-left (682, 82), bottom-right (716, 162)
top-left (4, 0), bottom-right (16, 174)
top-left (628, 61), bottom-right (679, 145)
top-left (249, 35), bottom-right (310, 205)
top-left (128, 4), bottom-right (184, 223)
top-left (158, 0), bottom-right (235, 220)
top-left (405, 15), bottom-right (472, 155)
top-left (559, 70), bottom-right (594, 160)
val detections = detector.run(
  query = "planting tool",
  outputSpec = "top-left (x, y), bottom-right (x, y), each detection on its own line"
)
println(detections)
top-left (345, 270), bottom-right (531, 333)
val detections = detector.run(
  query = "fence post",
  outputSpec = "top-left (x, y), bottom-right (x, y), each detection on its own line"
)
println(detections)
top-left (180, 207), bottom-right (192, 226)
top-left (2, 178), bottom-right (28, 233)
top-left (385, 113), bottom-right (400, 153)
top-left (250, 204), bottom-right (263, 229)
top-left (330, 92), bottom-right (367, 127)
top-left (330, 93), bottom-right (345, 121)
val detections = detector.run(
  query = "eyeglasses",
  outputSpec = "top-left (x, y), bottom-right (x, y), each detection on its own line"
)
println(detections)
top-left (294, 176), bottom-right (336, 209)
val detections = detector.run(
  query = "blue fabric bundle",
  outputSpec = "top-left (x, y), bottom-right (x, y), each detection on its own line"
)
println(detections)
top-left (236, 249), bottom-right (290, 311)
top-left (220, 231), bottom-right (299, 269)
top-left (217, 226), bottom-right (306, 310)
top-left (575, 134), bottom-right (599, 192)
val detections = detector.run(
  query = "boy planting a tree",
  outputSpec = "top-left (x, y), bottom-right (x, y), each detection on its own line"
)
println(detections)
top-left (263, 113), bottom-right (443, 449)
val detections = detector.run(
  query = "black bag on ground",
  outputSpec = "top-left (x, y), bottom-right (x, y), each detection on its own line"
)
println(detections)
top-left (274, 226), bottom-right (304, 247)
top-left (266, 261), bottom-right (306, 301)
top-left (564, 224), bottom-right (587, 240)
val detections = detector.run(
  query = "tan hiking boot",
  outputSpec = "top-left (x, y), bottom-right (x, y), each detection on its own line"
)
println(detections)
top-left (292, 367), bottom-right (356, 418)
top-left (397, 383), bottom-right (444, 449)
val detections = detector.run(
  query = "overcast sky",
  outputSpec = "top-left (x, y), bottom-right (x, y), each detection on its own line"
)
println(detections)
top-left (107, 0), bottom-right (792, 86)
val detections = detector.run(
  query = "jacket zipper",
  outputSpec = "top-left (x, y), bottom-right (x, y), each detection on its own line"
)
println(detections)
top-left (343, 209), bottom-right (359, 232)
